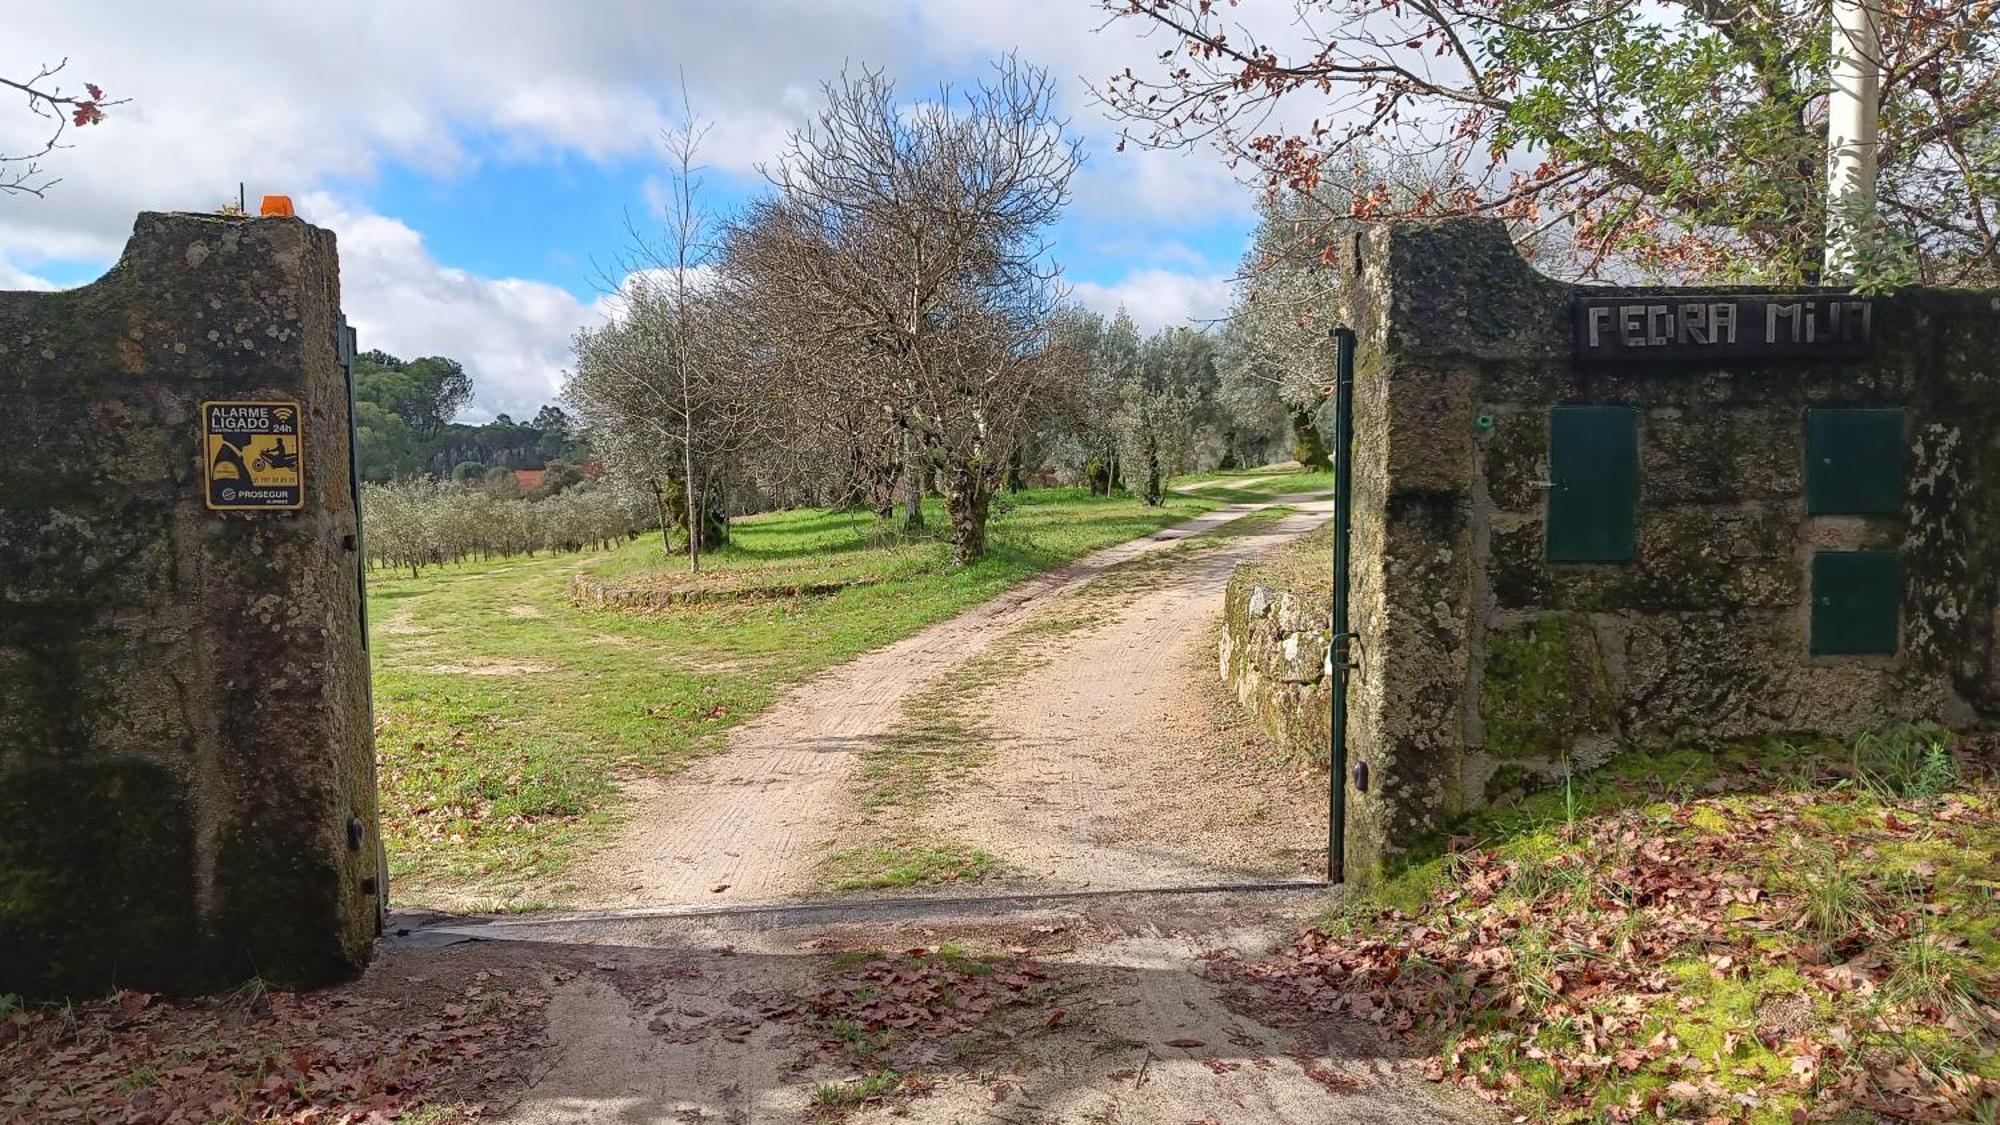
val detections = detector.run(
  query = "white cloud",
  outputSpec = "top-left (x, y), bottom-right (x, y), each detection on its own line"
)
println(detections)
top-left (0, 259), bottom-right (56, 291)
top-left (296, 193), bottom-right (609, 422)
top-left (1070, 269), bottom-right (1235, 334)
top-left (1, 1), bottom-right (1262, 255)
top-left (2, 1), bottom-right (1275, 412)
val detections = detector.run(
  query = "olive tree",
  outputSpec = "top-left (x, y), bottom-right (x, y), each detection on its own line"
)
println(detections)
top-left (567, 98), bottom-right (765, 572)
top-left (728, 57), bottom-right (1082, 563)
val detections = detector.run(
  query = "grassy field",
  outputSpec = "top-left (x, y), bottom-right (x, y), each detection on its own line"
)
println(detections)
top-left (369, 475), bottom-right (1313, 906)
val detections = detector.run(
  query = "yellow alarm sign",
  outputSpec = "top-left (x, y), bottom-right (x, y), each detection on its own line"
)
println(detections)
top-left (202, 400), bottom-right (304, 510)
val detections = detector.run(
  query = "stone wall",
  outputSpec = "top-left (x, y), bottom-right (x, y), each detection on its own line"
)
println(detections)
top-left (1220, 529), bottom-right (1332, 766)
top-left (1328, 218), bottom-right (2000, 881)
top-left (0, 213), bottom-right (379, 997)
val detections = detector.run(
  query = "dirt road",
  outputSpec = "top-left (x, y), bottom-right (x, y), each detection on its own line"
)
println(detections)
top-left (392, 887), bottom-right (1496, 1125)
top-left (411, 494), bottom-right (1493, 1123)
top-left (575, 495), bottom-right (1331, 909)
top-left (915, 501), bottom-right (1332, 891)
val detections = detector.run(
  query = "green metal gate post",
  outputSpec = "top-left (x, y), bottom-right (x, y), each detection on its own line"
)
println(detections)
top-left (1328, 326), bottom-right (1357, 884)
top-left (338, 316), bottom-right (387, 931)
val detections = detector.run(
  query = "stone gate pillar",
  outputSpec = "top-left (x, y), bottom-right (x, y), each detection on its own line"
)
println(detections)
top-left (1336, 220), bottom-right (1570, 882)
top-left (0, 212), bottom-right (379, 997)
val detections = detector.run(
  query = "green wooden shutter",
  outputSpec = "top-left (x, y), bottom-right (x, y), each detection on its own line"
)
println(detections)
top-left (1806, 408), bottom-right (1905, 515)
top-left (1810, 550), bottom-right (1902, 655)
top-left (1546, 406), bottom-right (1638, 563)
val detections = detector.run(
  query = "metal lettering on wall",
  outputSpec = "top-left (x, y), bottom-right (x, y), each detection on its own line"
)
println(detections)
top-left (1574, 295), bottom-right (1873, 361)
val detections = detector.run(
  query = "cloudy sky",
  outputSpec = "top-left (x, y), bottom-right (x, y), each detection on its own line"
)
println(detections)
top-left (1, 2), bottom-right (1263, 420)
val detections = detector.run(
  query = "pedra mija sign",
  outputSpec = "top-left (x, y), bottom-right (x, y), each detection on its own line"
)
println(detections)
top-left (1574, 293), bottom-right (1873, 362)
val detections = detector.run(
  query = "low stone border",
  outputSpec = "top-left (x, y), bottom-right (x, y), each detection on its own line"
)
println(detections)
top-left (567, 572), bottom-right (881, 609)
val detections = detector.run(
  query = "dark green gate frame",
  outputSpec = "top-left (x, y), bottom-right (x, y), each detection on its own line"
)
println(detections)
top-left (1327, 327), bottom-right (1358, 885)
top-left (339, 315), bottom-right (388, 931)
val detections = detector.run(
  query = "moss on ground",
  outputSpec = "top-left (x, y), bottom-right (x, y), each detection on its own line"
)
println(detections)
top-left (1285, 729), bottom-right (1999, 1123)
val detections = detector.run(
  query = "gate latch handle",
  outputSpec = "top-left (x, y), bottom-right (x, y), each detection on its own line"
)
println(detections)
top-left (1329, 630), bottom-right (1364, 672)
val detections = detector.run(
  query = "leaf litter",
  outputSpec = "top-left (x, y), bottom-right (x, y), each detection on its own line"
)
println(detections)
top-left (1, 965), bottom-right (553, 1123)
top-left (756, 946), bottom-right (1070, 1118)
top-left (1213, 766), bottom-right (2000, 1122)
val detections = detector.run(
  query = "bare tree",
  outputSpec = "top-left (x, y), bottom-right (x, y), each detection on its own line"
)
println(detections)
top-left (569, 88), bottom-right (765, 572)
top-left (728, 57), bottom-right (1082, 563)
top-left (3, 59), bottom-right (120, 197)
top-left (739, 319), bottom-right (908, 515)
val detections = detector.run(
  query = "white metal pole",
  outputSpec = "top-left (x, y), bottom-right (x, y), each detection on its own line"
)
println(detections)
top-left (1825, 0), bottom-right (1882, 281)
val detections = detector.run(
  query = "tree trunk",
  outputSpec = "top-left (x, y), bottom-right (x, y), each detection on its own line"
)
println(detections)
top-left (1142, 430), bottom-right (1165, 506)
top-left (651, 479), bottom-right (674, 556)
top-left (1291, 405), bottom-right (1332, 471)
top-left (683, 446), bottom-right (701, 575)
top-left (1003, 447), bottom-right (1025, 493)
top-left (902, 432), bottom-right (925, 533)
top-left (944, 466), bottom-right (992, 564)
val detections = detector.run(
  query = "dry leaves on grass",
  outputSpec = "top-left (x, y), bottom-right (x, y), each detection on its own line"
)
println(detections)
top-left (1217, 786), bottom-right (2000, 1122)
top-left (0, 970), bottom-right (551, 1124)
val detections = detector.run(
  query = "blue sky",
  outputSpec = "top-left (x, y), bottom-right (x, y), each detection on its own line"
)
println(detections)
top-left (2, 1), bottom-right (1265, 421)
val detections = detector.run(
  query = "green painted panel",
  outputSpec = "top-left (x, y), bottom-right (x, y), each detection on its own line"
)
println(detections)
top-left (1811, 550), bottom-right (1901, 655)
top-left (1546, 406), bottom-right (1637, 563)
top-left (1806, 408), bottom-right (1905, 515)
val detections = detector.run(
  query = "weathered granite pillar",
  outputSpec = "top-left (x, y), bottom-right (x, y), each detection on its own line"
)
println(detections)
top-left (1336, 221), bottom-right (1570, 881)
top-left (0, 212), bottom-right (378, 997)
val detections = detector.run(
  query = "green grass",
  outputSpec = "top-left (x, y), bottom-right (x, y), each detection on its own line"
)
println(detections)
top-left (823, 844), bottom-right (1003, 891)
top-left (812, 1069), bottom-right (903, 1114)
top-left (369, 485), bottom-right (1234, 906)
top-left (1171, 462), bottom-right (1332, 504)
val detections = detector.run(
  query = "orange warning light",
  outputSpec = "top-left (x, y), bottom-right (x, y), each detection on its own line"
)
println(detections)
top-left (259, 195), bottom-right (294, 217)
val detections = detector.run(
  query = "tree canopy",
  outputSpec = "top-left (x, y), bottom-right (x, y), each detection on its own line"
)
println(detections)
top-left (351, 349), bottom-right (584, 483)
top-left (1100, 0), bottom-right (2000, 285)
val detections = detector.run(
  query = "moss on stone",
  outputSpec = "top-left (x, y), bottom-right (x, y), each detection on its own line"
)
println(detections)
top-left (1221, 525), bottom-right (1336, 770)
top-left (1482, 614), bottom-right (1617, 760)
top-left (1483, 410), bottom-right (1548, 512)
top-left (1495, 511), bottom-right (1798, 615)
top-left (1490, 521), bottom-right (1550, 608)
top-left (214, 819), bottom-right (359, 990)
top-left (1483, 762), bottom-right (1533, 802)
top-left (0, 760), bottom-right (205, 997)
top-left (1643, 410), bottom-right (1800, 506)
top-left (1618, 510), bottom-right (1799, 611)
